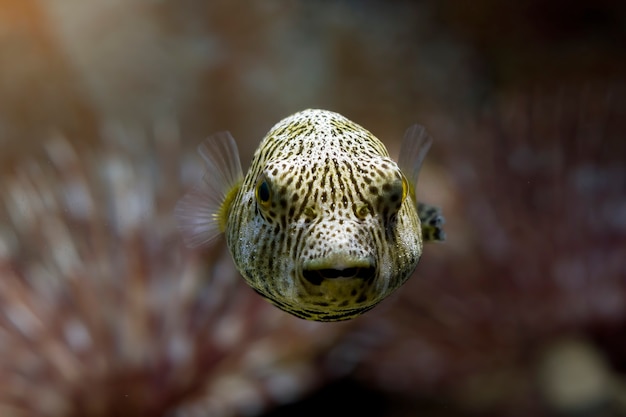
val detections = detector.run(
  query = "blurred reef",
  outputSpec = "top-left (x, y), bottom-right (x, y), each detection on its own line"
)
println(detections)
top-left (0, 1), bottom-right (625, 416)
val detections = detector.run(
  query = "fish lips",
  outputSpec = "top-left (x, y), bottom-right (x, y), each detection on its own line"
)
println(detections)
top-left (300, 256), bottom-right (377, 286)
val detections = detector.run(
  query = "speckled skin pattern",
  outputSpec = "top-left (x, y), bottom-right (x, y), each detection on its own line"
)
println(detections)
top-left (227, 109), bottom-right (422, 321)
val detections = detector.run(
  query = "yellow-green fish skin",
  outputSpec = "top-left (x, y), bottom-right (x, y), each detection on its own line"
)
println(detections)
top-left (176, 109), bottom-right (444, 321)
top-left (225, 109), bottom-right (423, 321)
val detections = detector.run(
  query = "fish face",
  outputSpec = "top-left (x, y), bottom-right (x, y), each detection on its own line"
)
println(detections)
top-left (176, 108), bottom-right (442, 321)
top-left (228, 149), bottom-right (422, 321)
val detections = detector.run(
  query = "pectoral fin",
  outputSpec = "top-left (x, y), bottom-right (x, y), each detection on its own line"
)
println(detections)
top-left (397, 124), bottom-right (445, 242)
top-left (174, 132), bottom-right (243, 248)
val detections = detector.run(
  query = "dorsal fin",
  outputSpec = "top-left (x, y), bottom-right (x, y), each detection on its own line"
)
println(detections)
top-left (397, 124), bottom-right (433, 202)
top-left (174, 131), bottom-right (243, 248)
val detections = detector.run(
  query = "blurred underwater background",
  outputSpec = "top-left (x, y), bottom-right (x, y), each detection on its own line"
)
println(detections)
top-left (0, 0), bottom-right (625, 416)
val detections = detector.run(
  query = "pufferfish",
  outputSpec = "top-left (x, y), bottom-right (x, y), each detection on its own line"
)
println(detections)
top-left (175, 109), bottom-right (444, 321)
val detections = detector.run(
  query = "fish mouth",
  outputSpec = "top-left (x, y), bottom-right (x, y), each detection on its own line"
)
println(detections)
top-left (302, 264), bottom-right (376, 286)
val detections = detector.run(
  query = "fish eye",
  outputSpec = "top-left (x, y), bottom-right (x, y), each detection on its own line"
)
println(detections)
top-left (255, 176), bottom-right (272, 207)
top-left (356, 204), bottom-right (370, 219)
top-left (378, 173), bottom-right (408, 214)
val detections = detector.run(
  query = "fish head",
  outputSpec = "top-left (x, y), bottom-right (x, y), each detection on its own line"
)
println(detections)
top-left (228, 151), bottom-right (423, 321)
top-left (175, 109), bottom-right (442, 321)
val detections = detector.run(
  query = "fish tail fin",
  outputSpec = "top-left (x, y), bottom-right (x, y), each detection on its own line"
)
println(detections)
top-left (418, 202), bottom-right (446, 242)
top-left (175, 132), bottom-right (243, 248)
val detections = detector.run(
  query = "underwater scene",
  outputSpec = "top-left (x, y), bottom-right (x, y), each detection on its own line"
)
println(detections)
top-left (0, 1), bottom-right (624, 416)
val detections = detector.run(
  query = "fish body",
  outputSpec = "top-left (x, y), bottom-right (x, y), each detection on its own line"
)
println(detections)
top-left (176, 109), bottom-right (444, 321)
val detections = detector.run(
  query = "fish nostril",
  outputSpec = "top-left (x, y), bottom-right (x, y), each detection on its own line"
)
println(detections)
top-left (302, 267), bottom-right (376, 285)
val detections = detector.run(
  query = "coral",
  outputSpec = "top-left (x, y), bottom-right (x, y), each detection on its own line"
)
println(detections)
top-left (0, 125), bottom-right (351, 417)
top-left (340, 84), bottom-right (626, 416)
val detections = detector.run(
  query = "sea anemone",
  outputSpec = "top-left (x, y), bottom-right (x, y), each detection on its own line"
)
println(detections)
top-left (335, 83), bottom-right (626, 416)
top-left (0, 123), bottom-right (353, 417)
